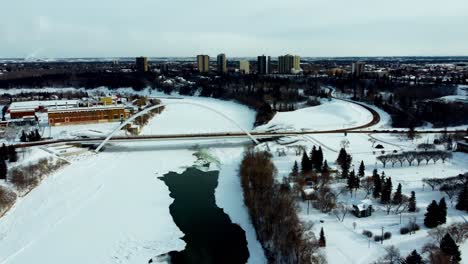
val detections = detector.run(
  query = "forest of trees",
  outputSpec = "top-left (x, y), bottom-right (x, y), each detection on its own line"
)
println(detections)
top-left (239, 149), bottom-right (325, 264)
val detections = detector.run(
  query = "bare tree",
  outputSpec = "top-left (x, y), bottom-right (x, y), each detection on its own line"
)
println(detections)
top-left (440, 184), bottom-right (459, 207)
top-left (361, 177), bottom-right (374, 198)
top-left (333, 203), bottom-right (349, 222)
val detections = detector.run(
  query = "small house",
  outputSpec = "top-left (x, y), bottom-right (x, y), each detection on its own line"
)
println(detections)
top-left (352, 199), bottom-right (373, 218)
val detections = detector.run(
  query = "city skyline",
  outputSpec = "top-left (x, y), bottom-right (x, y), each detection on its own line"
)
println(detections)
top-left (1, 0), bottom-right (468, 58)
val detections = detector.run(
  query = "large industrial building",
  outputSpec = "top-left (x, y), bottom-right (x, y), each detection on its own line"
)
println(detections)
top-left (47, 106), bottom-right (131, 126)
top-left (7, 100), bottom-right (79, 119)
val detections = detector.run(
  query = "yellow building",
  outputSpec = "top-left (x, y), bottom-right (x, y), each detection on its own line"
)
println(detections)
top-left (239, 60), bottom-right (250, 74)
top-left (197, 55), bottom-right (210, 73)
top-left (48, 106), bottom-right (131, 126)
top-left (100, 97), bottom-right (113, 105)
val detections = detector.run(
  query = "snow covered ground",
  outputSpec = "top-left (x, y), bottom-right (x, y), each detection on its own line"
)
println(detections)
top-left (261, 127), bottom-right (468, 263)
top-left (0, 88), bottom-right (466, 263)
top-left (0, 96), bottom-right (265, 264)
top-left (256, 98), bottom-right (374, 132)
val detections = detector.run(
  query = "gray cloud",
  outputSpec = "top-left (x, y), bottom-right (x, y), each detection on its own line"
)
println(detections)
top-left (1, 0), bottom-right (467, 58)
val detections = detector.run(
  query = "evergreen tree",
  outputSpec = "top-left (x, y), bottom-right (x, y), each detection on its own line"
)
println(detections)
top-left (381, 177), bottom-right (393, 203)
top-left (20, 130), bottom-right (27, 142)
top-left (336, 148), bottom-right (348, 168)
top-left (455, 182), bottom-right (468, 212)
top-left (301, 152), bottom-right (311, 174)
top-left (0, 159), bottom-right (7, 180)
top-left (372, 169), bottom-right (381, 198)
top-left (322, 160), bottom-right (329, 173)
top-left (440, 233), bottom-right (461, 263)
top-left (342, 161), bottom-right (350, 179)
top-left (438, 198), bottom-right (447, 225)
top-left (347, 170), bottom-right (356, 191)
top-left (358, 160), bottom-right (365, 178)
top-left (392, 183), bottom-right (403, 205)
top-left (424, 200), bottom-right (440, 228)
top-left (315, 146), bottom-right (323, 171)
top-left (319, 227), bottom-right (326, 247)
top-left (408, 191), bottom-right (417, 212)
top-left (403, 250), bottom-right (423, 264)
top-left (290, 161), bottom-right (299, 180)
top-left (336, 148), bottom-right (352, 178)
top-left (34, 129), bottom-right (41, 141)
top-left (310, 146), bottom-right (317, 170)
top-left (0, 143), bottom-right (7, 161)
top-left (7, 145), bottom-right (18, 163)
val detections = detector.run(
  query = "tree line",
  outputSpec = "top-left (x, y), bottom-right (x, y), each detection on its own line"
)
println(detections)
top-left (239, 149), bottom-right (324, 264)
top-left (377, 151), bottom-right (452, 168)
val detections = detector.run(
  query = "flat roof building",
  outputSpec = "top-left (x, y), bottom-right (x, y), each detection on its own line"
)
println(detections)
top-left (217, 54), bottom-right (227, 73)
top-left (47, 106), bottom-right (131, 126)
top-left (197, 55), bottom-right (210, 73)
top-left (278, 54), bottom-right (301, 74)
top-left (352, 62), bottom-right (365, 77)
top-left (257, 55), bottom-right (271, 75)
top-left (136, 57), bottom-right (149, 72)
top-left (239, 60), bottom-right (250, 74)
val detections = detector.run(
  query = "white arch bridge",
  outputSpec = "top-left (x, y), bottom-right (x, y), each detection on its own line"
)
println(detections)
top-left (94, 101), bottom-right (260, 152)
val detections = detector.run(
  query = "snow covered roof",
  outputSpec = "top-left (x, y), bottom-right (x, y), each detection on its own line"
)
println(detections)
top-left (9, 100), bottom-right (80, 111)
top-left (353, 199), bottom-right (372, 211)
top-left (303, 188), bottom-right (315, 196)
top-left (47, 105), bottom-right (125, 113)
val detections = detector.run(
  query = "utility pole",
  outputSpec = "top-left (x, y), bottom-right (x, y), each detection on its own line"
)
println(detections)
top-left (381, 226), bottom-right (384, 244)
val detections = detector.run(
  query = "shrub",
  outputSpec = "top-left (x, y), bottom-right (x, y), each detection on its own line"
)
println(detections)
top-left (374, 235), bottom-right (383, 242)
top-left (362, 230), bottom-right (373, 238)
top-left (0, 185), bottom-right (16, 214)
top-left (375, 144), bottom-right (384, 149)
top-left (10, 168), bottom-right (39, 193)
top-left (400, 227), bottom-right (410, 235)
top-left (383, 232), bottom-right (392, 240)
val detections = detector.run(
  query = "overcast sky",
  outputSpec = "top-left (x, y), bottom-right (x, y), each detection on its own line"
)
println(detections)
top-left (1, 0), bottom-right (468, 58)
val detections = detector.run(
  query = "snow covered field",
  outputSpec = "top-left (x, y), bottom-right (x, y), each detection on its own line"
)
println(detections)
top-left (262, 130), bottom-right (468, 263)
top-left (256, 98), bottom-right (374, 132)
top-left (0, 96), bottom-right (264, 264)
top-left (0, 89), bottom-right (466, 263)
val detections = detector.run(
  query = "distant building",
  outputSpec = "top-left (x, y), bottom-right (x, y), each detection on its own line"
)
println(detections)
top-left (9, 109), bottom-right (36, 119)
top-left (352, 61), bottom-right (365, 77)
top-left (8, 100), bottom-right (79, 119)
top-left (197, 55), bottom-right (210, 73)
top-left (136, 57), bottom-right (149, 72)
top-left (217, 54), bottom-right (227, 73)
top-left (239, 60), bottom-right (250, 74)
top-left (48, 106), bottom-right (131, 126)
top-left (278, 54), bottom-right (301, 74)
top-left (257, 55), bottom-right (270, 74)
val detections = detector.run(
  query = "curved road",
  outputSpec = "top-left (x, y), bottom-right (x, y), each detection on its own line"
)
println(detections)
top-left (12, 99), bottom-right (465, 149)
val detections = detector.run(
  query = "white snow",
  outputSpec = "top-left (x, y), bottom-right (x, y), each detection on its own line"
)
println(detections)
top-left (261, 128), bottom-right (468, 264)
top-left (256, 99), bottom-right (373, 132)
top-left (0, 96), bottom-right (264, 264)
